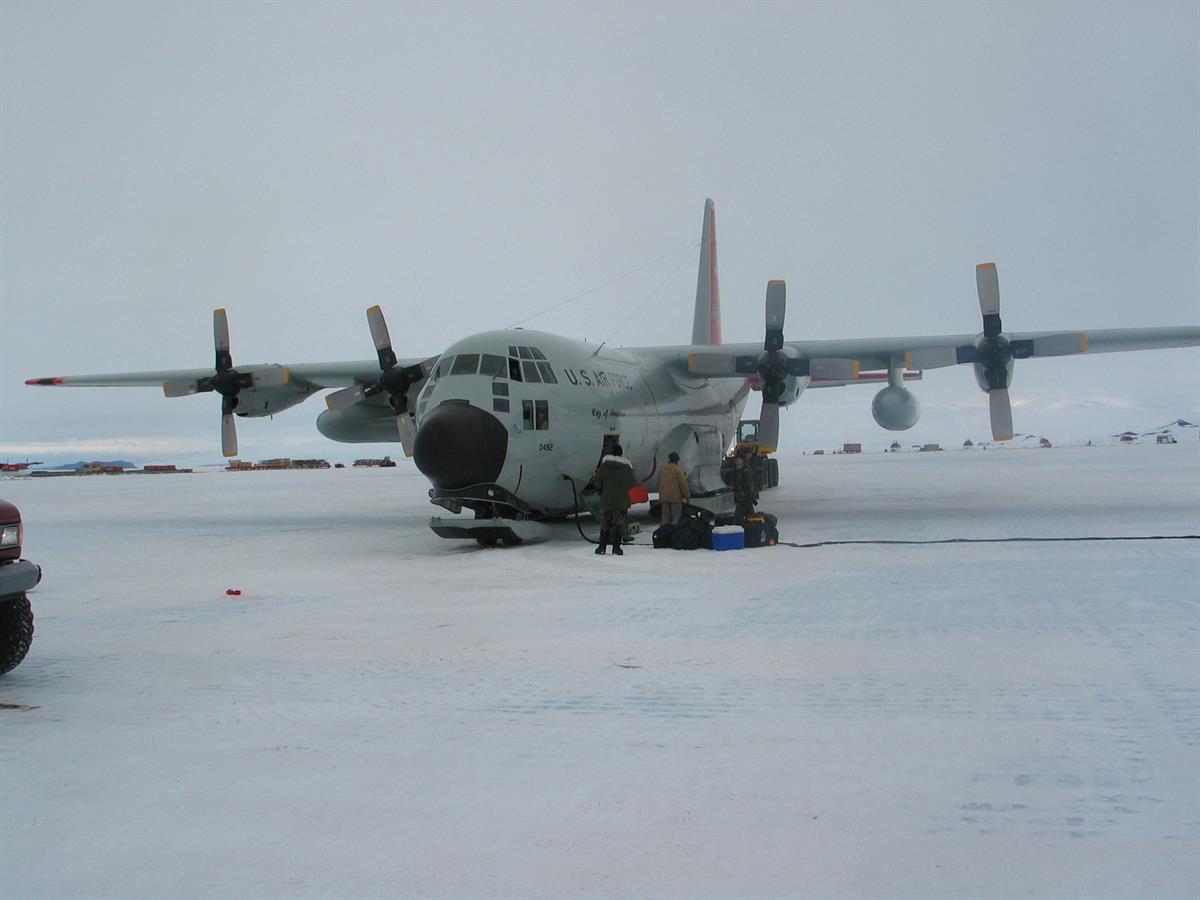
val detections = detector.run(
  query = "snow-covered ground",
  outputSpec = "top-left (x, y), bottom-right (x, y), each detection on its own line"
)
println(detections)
top-left (2, 443), bottom-right (1197, 899)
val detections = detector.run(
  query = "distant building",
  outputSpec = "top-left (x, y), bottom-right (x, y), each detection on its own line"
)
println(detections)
top-left (1156, 433), bottom-right (1177, 445)
top-left (842, 443), bottom-right (862, 454)
top-left (1039, 437), bottom-right (1052, 448)
top-left (353, 456), bottom-right (397, 467)
top-left (80, 461), bottom-right (125, 475)
top-left (227, 460), bottom-right (254, 471)
top-left (919, 443), bottom-right (942, 452)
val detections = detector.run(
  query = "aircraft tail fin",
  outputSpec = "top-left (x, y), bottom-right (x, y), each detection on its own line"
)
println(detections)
top-left (691, 198), bottom-right (721, 346)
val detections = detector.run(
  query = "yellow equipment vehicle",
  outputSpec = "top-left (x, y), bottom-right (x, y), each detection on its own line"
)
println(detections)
top-left (721, 420), bottom-right (780, 490)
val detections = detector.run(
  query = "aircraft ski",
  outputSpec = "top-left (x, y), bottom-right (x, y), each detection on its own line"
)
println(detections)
top-left (428, 517), bottom-right (553, 546)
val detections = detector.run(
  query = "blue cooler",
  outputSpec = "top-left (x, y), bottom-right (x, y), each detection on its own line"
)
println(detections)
top-left (711, 525), bottom-right (745, 551)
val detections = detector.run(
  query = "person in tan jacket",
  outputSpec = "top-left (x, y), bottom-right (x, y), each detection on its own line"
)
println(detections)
top-left (657, 452), bottom-right (690, 525)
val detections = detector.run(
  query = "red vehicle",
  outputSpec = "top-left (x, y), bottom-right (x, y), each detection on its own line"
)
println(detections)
top-left (0, 499), bottom-right (41, 675)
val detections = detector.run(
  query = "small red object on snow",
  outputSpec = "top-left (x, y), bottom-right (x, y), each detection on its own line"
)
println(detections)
top-left (225, 589), bottom-right (242, 596)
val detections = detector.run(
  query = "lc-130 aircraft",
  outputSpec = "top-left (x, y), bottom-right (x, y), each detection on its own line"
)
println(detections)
top-left (28, 200), bottom-right (1200, 544)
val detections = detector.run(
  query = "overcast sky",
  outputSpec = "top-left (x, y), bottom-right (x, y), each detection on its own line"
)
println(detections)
top-left (2, 1), bottom-right (1196, 464)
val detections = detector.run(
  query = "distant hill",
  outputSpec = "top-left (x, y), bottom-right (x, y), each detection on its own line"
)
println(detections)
top-left (47, 460), bottom-right (137, 471)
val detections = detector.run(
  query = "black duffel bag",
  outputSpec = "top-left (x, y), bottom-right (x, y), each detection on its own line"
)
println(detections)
top-left (652, 523), bottom-right (678, 548)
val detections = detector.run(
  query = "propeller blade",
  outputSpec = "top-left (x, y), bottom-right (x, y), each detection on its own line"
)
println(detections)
top-left (213, 308), bottom-right (231, 356)
top-left (396, 413), bottom-right (417, 457)
top-left (765, 280), bottom-right (786, 351)
top-left (1013, 332), bottom-right (1088, 358)
top-left (162, 379), bottom-right (204, 398)
top-left (688, 353), bottom-right (737, 376)
top-left (758, 402), bottom-right (781, 452)
top-left (251, 366), bottom-right (289, 388)
top-left (976, 263), bottom-right (1001, 337)
top-left (989, 388), bottom-right (1014, 441)
top-left (221, 412), bottom-right (238, 457)
top-left (367, 305), bottom-right (398, 369)
top-left (325, 385), bottom-right (366, 411)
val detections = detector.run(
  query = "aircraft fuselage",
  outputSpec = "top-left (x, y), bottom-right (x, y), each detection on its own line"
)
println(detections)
top-left (410, 329), bottom-right (760, 518)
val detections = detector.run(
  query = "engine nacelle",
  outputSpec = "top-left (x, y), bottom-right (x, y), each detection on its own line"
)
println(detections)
top-left (234, 382), bottom-right (319, 418)
top-left (776, 374), bottom-right (804, 407)
top-left (317, 400), bottom-right (404, 443)
top-left (872, 385), bottom-right (921, 431)
top-left (973, 358), bottom-right (1014, 394)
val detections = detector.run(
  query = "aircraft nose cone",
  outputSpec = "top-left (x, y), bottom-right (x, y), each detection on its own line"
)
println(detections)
top-left (413, 400), bottom-right (508, 490)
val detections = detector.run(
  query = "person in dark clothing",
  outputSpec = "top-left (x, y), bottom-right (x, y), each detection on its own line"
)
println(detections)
top-left (595, 444), bottom-right (637, 555)
top-left (732, 449), bottom-right (759, 523)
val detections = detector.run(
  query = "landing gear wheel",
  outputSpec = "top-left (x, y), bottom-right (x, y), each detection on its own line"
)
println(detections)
top-left (475, 535), bottom-right (500, 547)
top-left (0, 594), bottom-right (34, 676)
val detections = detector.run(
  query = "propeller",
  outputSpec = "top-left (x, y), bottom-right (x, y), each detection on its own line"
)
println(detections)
top-left (162, 309), bottom-right (287, 457)
top-left (754, 280), bottom-right (808, 451)
top-left (968, 264), bottom-right (1016, 440)
top-left (963, 264), bottom-right (1086, 441)
top-left (692, 281), bottom-right (804, 450)
top-left (688, 280), bottom-right (862, 451)
top-left (906, 265), bottom-right (1087, 441)
top-left (325, 305), bottom-right (431, 455)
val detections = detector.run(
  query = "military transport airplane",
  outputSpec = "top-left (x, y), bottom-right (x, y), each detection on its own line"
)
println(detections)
top-left (27, 200), bottom-right (1200, 544)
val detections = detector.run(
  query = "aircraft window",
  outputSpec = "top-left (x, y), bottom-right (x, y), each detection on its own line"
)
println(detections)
top-left (521, 360), bottom-right (542, 383)
top-left (493, 398), bottom-right (510, 413)
top-left (518, 346), bottom-right (533, 359)
top-left (508, 358), bottom-right (523, 381)
top-left (433, 356), bottom-right (453, 379)
top-left (417, 399), bottom-right (427, 418)
top-left (508, 346), bottom-right (518, 358)
top-left (535, 400), bottom-right (549, 430)
top-left (522, 399), bottom-right (535, 429)
top-left (530, 348), bottom-right (547, 360)
top-left (450, 354), bottom-right (479, 375)
top-left (480, 354), bottom-right (506, 379)
top-left (492, 382), bottom-right (509, 397)
top-left (536, 362), bottom-right (557, 384)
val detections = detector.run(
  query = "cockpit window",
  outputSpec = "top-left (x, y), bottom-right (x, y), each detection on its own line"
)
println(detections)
top-left (508, 357), bottom-right (523, 381)
top-left (530, 348), bottom-right (547, 361)
top-left (450, 354), bottom-right (479, 375)
top-left (433, 355), bottom-right (453, 379)
top-left (521, 360), bottom-right (542, 383)
top-left (535, 362), bottom-right (557, 384)
top-left (480, 354), bottom-right (506, 379)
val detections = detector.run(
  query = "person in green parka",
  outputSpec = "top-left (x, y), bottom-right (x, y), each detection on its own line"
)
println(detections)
top-left (595, 444), bottom-right (637, 556)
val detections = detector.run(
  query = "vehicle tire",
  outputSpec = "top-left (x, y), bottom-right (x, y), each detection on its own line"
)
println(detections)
top-left (0, 593), bottom-right (34, 676)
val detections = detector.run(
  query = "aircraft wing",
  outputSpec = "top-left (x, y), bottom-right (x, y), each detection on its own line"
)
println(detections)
top-left (690, 326), bottom-right (1200, 378)
top-left (26, 307), bottom-right (437, 458)
top-left (27, 360), bottom-right (387, 391)
top-left (683, 271), bottom-right (1199, 449)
